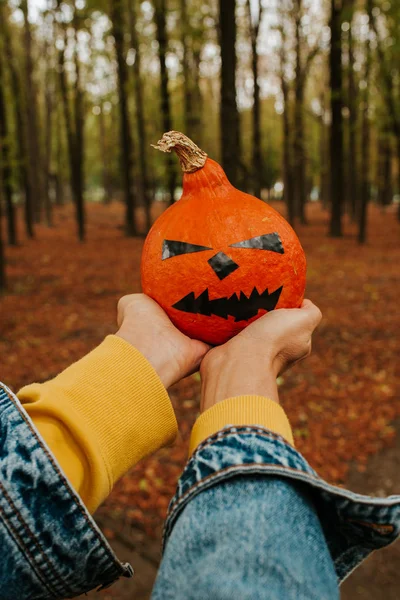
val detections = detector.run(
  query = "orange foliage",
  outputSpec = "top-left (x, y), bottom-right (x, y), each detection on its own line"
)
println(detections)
top-left (1, 202), bottom-right (399, 536)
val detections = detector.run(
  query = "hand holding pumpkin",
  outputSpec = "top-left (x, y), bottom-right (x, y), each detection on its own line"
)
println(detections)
top-left (116, 293), bottom-right (320, 415)
top-left (199, 300), bottom-right (322, 413)
top-left (135, 130), bottom-right (317, 410)
top-left (141, 132), bottom-right (306, 346)
top-left (116, 294), bottom-right (210, 389)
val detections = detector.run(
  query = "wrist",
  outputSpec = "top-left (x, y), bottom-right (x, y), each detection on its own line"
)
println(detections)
top-left (200, 349), bottom-right (279, 413)
top-left (115, 328), bottom-right (176, 389)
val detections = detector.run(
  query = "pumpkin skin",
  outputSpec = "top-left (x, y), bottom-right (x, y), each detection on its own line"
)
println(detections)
top-left (141, 134), bottom-right (306, 345)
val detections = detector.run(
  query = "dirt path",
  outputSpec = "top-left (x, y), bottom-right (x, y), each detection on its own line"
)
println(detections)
top-left (340, 421), bottom-right (400, 600)
top-left (86, 521), bottom-right (160, 600)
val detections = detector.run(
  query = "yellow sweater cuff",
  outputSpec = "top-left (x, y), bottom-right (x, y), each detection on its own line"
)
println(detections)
top-left (19, 335), bottom-right (178, 512)
top-left (189, 396), bottom-right (294, 456)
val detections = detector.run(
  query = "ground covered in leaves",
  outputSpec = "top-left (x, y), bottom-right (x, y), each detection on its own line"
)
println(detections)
top-left (1, 201), bottom-right (399, 544)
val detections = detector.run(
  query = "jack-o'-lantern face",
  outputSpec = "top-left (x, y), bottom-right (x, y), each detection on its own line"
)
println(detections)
top-left (141, 187), bottom-right (306, 345)
top-left (162, 232), bottom-right (284, 321)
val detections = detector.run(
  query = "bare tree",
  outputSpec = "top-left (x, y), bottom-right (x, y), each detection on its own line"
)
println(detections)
top-left (329, 0), bottom-right (344, 237)
top-left (278, 7), bottom-right (295, 225)
top-left (57, 2), bottom-right (86, 240)
top-left (358, 0), bottom-right (372, 244)
top-left (292, 0), bottom-right (320, 224)
top-left (219, 0), bottom-right (241, 187)
top-left (110, 0), bottom-right (137, 235)
top-left (0, 49), bottom-right (17, 246)
top-left (154, 0), bottom-right (176, 204)
top-left (128, 0), bottom-right (151, 231)
top-left (180, 1), bottom-right (204, 144)
top-left (98, 106), bottom-right (113, 205)
top-left (0, 5), bottom-right (34, 238)
top-left (0, 178), bottom-right (6, 291)
top-left (246, 0), bottom-right (264, 199)
top-left (43, 4), bottom-right (55, 227)
top-left (54, 101), bottom-right (65, 207)
top-left (72, 9), bottom-right (85, 240)
top-left (21, 0), bottom-right (44, 224)
top-left (318, 92), bottom-right (330, 210)
top-left (368, 0), bottom-right (400, 221)
top-left (180, 0), bottom-right (193, 137)
top-left (376, 127), bottom-right (393, 208)
top-left (346, 2), bottom-right (358, 220)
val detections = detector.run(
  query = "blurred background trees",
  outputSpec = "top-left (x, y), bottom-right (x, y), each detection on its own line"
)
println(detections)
top-left (0, 0), bottom-right (399, 291)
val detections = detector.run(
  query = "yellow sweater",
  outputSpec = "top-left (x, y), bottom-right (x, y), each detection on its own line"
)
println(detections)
top-left (18, 335), bottom-right (293, 514)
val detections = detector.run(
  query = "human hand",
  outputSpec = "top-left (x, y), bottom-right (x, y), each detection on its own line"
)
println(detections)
top-left (200, 300), bottom-right (322, 412)
top-left (116, 294), bottom-right (210, 388)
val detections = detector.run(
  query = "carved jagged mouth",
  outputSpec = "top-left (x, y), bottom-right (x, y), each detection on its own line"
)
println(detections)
top-left (172, 286), bottom-right (283, 322)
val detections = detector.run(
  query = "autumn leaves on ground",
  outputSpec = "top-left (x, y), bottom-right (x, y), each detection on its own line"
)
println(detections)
top-left (1, 201), bottom-right (399, 542)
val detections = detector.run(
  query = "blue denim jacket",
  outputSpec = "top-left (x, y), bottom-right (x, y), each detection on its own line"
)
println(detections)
top-left (1, 381), bottom-right (400, 599)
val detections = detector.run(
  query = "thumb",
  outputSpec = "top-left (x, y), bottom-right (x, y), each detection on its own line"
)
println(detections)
top-left (186, 340), bottom-right (211, 376)
top-left (300, 299), bottom-right (322, 329)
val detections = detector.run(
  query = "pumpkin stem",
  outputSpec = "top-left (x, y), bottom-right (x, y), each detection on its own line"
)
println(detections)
top-left (151, 131), bottom-right (207, 174)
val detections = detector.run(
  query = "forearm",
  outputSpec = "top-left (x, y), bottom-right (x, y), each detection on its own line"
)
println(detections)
top-left (18, 335), bottom-right (178, 513)
top-left (194, 347), bottom-right (293, 451)
top-left (0, 382), bottom-right (131, 598)
top-left (153, 476), bottom-right (338, 600)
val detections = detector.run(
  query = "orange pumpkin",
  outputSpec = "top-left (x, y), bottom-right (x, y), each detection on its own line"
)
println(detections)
top-left (141, 131), bottom-right (306, 345)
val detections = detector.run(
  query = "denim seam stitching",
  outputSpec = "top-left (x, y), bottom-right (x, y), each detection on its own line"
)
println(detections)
top-left (163, 464), bottom-right (317, 549)
top-left (191, 426), bottom-right (292, 458)
top-left (0, 384), bottom-right (123, 582)
top-left (0, 492), bottom-right (58, 597)
top-left (164, 462), bottom-right (400, 548)
top-left (168, 462), bottom-right (313, 517)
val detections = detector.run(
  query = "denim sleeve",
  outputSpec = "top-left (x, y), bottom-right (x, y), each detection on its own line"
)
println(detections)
top-left (152, 476), bottom-right (339, 600)
top-left (152, 426), bottom-right (400, 600)
top-left (0, 383), bottom-right (132, 599)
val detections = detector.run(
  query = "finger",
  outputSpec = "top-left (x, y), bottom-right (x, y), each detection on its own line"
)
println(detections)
top-left (186, 340), bottom-right (211, 374)
top-left (117, 294), bottom-right (139, 327)
top-left (300, 299), bottom-right (322, 328)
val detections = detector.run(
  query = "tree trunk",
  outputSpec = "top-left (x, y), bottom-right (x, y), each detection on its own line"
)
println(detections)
top-left (0, 52), bottom-right (17, 246)
top-left (282, 101), bottom-right (295, 225)
top-left (43, 5), bottom-right (55, 227)
top-left (154, 0), bottom-right (176, 205)
top-left (329, 0), bottom-right (344, 237)
top-left (376, 132), bottom-right (392, 208)
top-left (180, 0), bottom-right (193, 138)
top-left (99, 108), bottom-right (113, 204)
top-left (397, 140), bottom-right (400, 221)
top-left (129, 0), bottom-right (151, 231)
top-left (358, 21), bottom-right (371, 245)
top-left (347, 16), bottom-right (358, 221)
top-left (44, 82), bottom-right (53, 227)
top-left (72, 12), bottom-right (85, 241)
top-left (0, 6), bottom-right (34, 238)
top-left (57, 12), bottom-right (86, 241)
top-left (219, 0), bottom-right (240, 188)
top-left (381, 139), bottom-right (392, 207)
top-left (0, 179), bottom-right (6, 291)
top-left (368, 0), bottom-right (400, 221)
top-left (55, 102), bottom-right (64, 207)
top-left (21, 0), bottom-right (43, 224)
top-left (247, 0), bottom-right (263, 199)
top-left (191, 44), bottom-right (203, 145)
top-left (110, 0), bottom-right (137, 235)
top-left (279, 11), bottom-right (295, 225)
top-left (293, 2), bottom-right (307, 224)
top-left (317, 93), bottom-right (328, 210)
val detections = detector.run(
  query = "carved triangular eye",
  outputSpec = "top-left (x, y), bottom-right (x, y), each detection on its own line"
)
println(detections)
top-left (162, 240), bottom-right (213, 260)
top-left (230, 232), bottom-right (284, 254)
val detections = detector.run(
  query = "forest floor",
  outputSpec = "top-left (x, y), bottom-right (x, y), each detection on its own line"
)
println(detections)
top-left (1, 200), bottom-right (399, 599)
